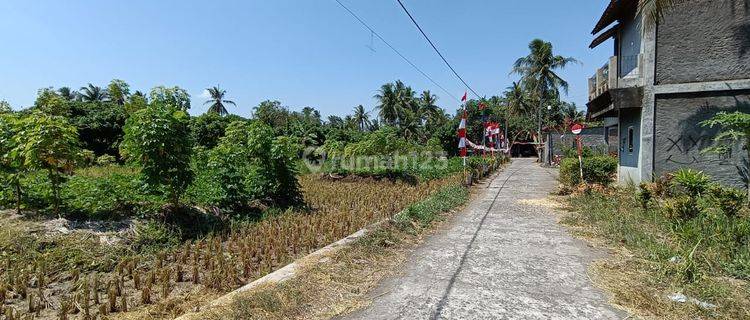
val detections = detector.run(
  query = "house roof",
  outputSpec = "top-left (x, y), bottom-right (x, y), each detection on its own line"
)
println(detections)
top-left (589, 23), bottom-right (620, 49)
top-left (592, 0), bottom-right (638, 35)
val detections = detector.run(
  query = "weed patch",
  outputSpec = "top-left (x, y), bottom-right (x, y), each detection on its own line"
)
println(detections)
top-left (562, 187), bottom-right (750, 319)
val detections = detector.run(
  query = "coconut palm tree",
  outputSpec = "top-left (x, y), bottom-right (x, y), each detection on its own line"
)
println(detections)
top-left (419, 90), bottom-right (440, 124)
top-left (505, 82), bottom-right (528, 118)
top-left (79, 83), bottom-right (108, 102)
top-left (394, 80), bottom-right (417, 121)
top-left (399, 109), bottom-right (422, 141)
top-left (57, 87), bottom-right (78, 101)
top-left (512, 39), bottom-right (577, 160)
top-left (352, 105), bottom-right (370, 131)
top-left (375, 83), bottom-right (399, 126)
top-left (558, 102), bottom-right (585, 129)
top-left (204, 86), bottom-right (236, 116)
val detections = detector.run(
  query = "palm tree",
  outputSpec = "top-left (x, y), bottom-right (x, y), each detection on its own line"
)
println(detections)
top-left (204, 86), bottom-right (236, 116)
top-left (290, 120), bottom-right (320, 146)
top-left (560, 103), bottom-right (585, 123)
top-left (512, 39), bottom-right (577, 160)
top-left (638, 0), bottom-right (685, 31)
top-left (79, 83), bottom-right (108, 102)
top-left (374, 83), bottom-right (399, 126)
top-left (399, 109), bottom-right (422, 141)
top-left (57, 87), bottom-right (78, 101)
top-left (394, 80), bottom-right (417, 121)
top-left (505, 82), bottom-right (528, 118)
top-left (352, 105), bottom-right (370, 131)
top-left (419, 90), bottom-right (440, 124)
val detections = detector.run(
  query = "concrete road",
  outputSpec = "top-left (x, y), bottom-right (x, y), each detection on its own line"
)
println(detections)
top-left (342, 158), bottom-right (626, 320)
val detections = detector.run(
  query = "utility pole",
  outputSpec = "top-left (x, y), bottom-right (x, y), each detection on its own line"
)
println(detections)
top-left (537, 91), bottom-right (543, 163)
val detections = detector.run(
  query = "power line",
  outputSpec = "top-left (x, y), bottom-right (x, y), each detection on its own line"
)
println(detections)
top-left (395, 0), bottom-right (482, 99)
top-left (333, 0), bottom-right (460, 103)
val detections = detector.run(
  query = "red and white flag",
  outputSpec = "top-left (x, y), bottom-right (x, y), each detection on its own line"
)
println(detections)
top-left (461, 92), bottom-right (467, 102)
top-left (458, 110), bottom-right (467, 157)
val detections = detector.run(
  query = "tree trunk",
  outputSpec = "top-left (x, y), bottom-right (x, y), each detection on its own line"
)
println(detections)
top-left (171, 187), bottom-right (180, 212)
top-left (15, 179), bottom-right (21, 215)
top-left (49, 169), bottom-right (60, 217)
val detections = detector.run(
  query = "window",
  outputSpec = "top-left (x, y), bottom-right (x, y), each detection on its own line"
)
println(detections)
top-left (627, 127), bottom-right (634, 153)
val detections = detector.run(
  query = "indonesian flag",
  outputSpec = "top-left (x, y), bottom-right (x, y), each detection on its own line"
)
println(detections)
top-left (484, 122), bottom-right (499, 136)
top-left (458, 110), bottom-right (467, 157)
top-left (461, 92), bottom-right (467, 102)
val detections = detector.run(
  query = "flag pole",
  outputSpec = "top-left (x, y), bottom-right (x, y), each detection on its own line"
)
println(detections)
top-left (459, 92), bottom-right (468, 185)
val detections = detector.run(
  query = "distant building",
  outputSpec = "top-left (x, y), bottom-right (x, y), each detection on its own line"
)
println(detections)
top-left (586, 0), bottom-right (750, 187)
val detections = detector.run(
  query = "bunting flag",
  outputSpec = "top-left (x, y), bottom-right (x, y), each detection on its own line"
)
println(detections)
top-left (465, 138), bottom-right (501, 152)
top-left (458, 110), bottom-right (467, 157)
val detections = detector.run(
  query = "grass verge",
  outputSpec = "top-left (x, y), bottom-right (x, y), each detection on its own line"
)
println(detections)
top-left (559, 188), bottom-right (750, 319)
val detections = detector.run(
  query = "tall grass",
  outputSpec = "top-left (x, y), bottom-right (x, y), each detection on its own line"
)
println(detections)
top-left (564, 187), bottom-right (750, 318)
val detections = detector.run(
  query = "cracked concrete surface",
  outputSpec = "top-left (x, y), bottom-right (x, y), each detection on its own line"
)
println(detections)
top-left (341, 158), bottom-right (626, 320)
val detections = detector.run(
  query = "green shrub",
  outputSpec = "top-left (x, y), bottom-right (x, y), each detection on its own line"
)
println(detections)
top-left (637, 182), bottom-right (653, 209)
top-left (120, 104), bottom-right (194, 208)
top-left (671, 168), bottom-right (711, 197)
top-left (18, 171), bottom-right (53, 210)
top-left (61, 173), bottom-right (142, 219)
top-left (95, 154), bottom-right (117, 166)
top-left (395, 184), bottom-right (468, 228)
top-left (187, 121), bottom-right (302, 212)
top-left (80, 149), bottom-right (96, 166)
top-left (559, 155), bottom-right (617, 186)
top-left (132, 220), bottom-right (182, 253)
top-left (663, 195), bottom-right (701, 220)
top-left (708, 183), bottom-right (746, 217)
top-left (562, 146), bottom-right (593, 159)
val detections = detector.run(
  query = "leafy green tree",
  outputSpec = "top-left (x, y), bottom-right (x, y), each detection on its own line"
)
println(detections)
top-left (121, 104), bottom-right (194, 209)
top-left (149, 86), bottom-right (191, 111)
top-left (290, 119), bottom-right (321, 147)
top-left (125, 91), bottom-right (148, 115)
top-left (204, 86), bottom-right (236, 116)
top-left (190, 112), bottom-right (246, 149)
top-left (701, 111), bottom-right (750, 201)
top-left (107, 79), bottom-right (131, 105)
top-left (268, 135), bottom-right (303, 206)
top-left (34, 88), bottom-right (70, 116)
top-left (14, 112), bottom-right (80, 215)
top-left (207, 121), bottom-right (254, 208)
top-left (0, 113), bottom-right (22, 214)
top-left (202, 120), bottom-right (302, 209)
top-left (68, 101), bottom-right (127, 157)
top-left (79, 83), bottom-right (108, 102)
top-left (245, 122), bottom-right (301, 206)
top-left (253, 100), bottom-right (290, 135)
top-left (0, 100), bottom-right (11, 113)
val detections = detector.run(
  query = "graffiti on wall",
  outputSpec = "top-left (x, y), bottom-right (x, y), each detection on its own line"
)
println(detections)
top-left (663, 134), bottom-right (733, 166)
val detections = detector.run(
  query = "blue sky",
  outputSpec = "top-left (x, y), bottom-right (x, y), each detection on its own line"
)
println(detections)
top-left (0, 0), bottom-right (613, 117)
